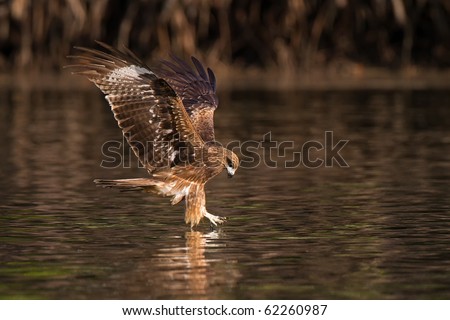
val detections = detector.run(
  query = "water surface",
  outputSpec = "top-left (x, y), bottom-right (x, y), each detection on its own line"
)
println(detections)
top-left (0, 86), bottom-right (449, 299)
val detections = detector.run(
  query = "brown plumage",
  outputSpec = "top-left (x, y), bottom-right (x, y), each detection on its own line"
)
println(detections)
top-left (68, 41), bottom-right (239, 227)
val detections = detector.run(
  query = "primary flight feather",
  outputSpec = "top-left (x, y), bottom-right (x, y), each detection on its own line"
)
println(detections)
top-left (68, 42), bottom-right (239, 227)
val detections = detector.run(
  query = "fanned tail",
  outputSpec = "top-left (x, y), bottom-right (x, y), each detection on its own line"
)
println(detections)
top-left (94, 178), bottom-right (162, 192)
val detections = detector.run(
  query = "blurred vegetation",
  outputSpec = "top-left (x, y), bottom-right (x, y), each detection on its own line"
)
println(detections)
top-left (0, 0), bottom-right (449, 73)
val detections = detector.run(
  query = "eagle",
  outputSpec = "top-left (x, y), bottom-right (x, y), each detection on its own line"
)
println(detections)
top-left (68, 42), bottom-right (239, 227)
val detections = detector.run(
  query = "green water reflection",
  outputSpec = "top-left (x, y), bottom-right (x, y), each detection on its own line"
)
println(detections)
top-left (0, 87), bottom-right (449, 299)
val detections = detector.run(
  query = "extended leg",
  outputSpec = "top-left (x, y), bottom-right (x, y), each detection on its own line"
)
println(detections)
top-left (204, 211), bottom-right (227, 226)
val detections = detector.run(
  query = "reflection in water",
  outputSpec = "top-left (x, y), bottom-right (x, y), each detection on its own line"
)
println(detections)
top-left (144, 231), bottom-right (240, 299)
top-left (0, 87), bottom-right (449, 299)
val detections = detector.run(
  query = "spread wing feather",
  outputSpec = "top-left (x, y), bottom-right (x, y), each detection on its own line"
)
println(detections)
top-left (156, 55), bottom-right (218, 142)
top-left (67, 42), bottom-right (204, 173)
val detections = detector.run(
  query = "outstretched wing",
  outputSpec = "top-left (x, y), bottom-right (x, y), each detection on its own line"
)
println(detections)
top-left (67, 42), bottom-right (204, 172)
top-left (156, 55), bottom-right (218, 142)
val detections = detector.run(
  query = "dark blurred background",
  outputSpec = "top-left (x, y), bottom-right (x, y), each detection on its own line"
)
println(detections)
top-left (1, 0), bottom-right (450, 75)
top-left (1, 0), bottom-right (450, 300)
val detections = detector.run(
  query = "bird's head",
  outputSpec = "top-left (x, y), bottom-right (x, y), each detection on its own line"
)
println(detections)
top-left (223, 150), bottom-right (239, 178)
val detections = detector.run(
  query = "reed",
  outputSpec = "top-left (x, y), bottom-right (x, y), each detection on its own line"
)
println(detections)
top-left (1, 0), bottom-right (449, 72)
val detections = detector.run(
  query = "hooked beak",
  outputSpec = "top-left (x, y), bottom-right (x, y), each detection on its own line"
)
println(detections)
top-left (226, 166), bottom-right (235, 178)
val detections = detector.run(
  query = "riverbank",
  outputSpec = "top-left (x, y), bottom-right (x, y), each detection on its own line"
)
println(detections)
top-left (1, 66), bottom-right (450, 91)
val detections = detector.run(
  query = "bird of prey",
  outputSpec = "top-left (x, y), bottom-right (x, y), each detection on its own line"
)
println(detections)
top-left (68, 42), bottom-right (239, 227)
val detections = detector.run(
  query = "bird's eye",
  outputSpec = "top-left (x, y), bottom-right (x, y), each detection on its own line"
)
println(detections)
top-left (227, 157), bottom-right (233, 167)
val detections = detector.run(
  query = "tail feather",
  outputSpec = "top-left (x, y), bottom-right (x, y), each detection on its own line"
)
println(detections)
top-left (94, 178), bottom-right (161, 192)
top-left (94, 177), bottom-right (190, 211)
